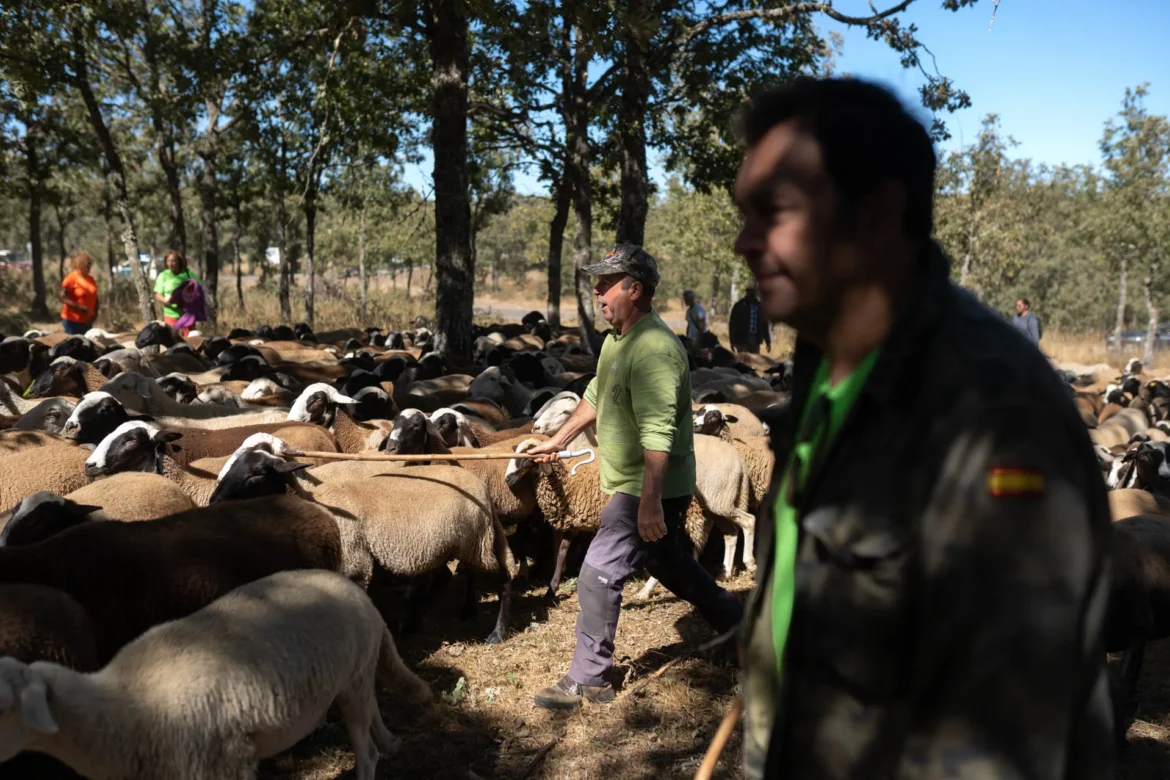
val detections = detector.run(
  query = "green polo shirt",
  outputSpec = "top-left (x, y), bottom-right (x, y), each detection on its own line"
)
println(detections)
top-left (153, 269), bottom-right (199, 319)
top-left (773, 350), bottom-right (880, 677)
top-left (583, 311), bottom-right (695, 498)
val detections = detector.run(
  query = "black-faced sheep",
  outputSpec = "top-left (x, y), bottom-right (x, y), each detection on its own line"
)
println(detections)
top-left (209, 453), bottom-right (515, 644)
top-left (0, 570), bottom-right (429, 780)
top-left (0, 494), bottom-right (342, 663)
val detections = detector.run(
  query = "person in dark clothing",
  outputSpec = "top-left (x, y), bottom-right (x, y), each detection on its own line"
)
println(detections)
top-left (733, 77), bottom-right (1113, 779)
top-left (729, 284), bottom-right (772, 353)
top-left (1012, 297), bottom-right (1042, 343)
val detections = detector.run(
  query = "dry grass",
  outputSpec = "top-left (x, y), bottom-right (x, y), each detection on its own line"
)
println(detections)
top-left (1041, 330), bottom-right (1170, 373)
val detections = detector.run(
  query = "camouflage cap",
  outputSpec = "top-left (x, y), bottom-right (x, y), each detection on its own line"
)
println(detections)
top-left (582, 243), bottom-right (659, 288)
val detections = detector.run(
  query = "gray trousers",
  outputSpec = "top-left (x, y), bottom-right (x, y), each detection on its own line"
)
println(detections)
top-left (567, 492), bottom-right (745, 686)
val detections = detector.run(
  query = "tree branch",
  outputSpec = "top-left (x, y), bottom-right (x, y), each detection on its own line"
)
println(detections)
top-left (678, 0), bottom-right (917, 51)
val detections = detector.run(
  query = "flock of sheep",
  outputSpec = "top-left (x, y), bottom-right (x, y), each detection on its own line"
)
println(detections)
top-left (0, 315), bottom-right (786, 778)
top-left (1067, 356), bottom-right (1170, 737)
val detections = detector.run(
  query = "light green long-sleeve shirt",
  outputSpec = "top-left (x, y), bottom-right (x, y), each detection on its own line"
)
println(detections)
top-left (583, 310), bottom-right (695, 498)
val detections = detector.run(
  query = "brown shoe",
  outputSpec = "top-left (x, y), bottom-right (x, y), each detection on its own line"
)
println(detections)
top-left (533, 676), bottom-right (616, 710)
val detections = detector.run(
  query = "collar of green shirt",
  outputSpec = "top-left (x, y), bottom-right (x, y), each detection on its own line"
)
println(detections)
top-left (772, 347), bottom-right (881, 680)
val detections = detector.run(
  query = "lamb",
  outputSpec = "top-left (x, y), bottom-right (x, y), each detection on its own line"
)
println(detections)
top-left (0, 569), bottom-right (430, 780)
top-left (692, 375), bottom-right (773, 403)
top-left (505, 439), bottom-right (716, 598)
top-left (0, 494), bottom-right (342, 664)
top-left (429, 407), bottom-right (482, 448)
top-left (286, 383), bottom-right (387, 453)
top-left (209, 452), bottom-right (516, 643)
top-left (1105, 514), bottom-right (1170, 737)
top-left (1089, 407), bottom-right (1150, 449)
top-left (0, 583), bottom-right (98, 672)
top-left (63, 390), bottom-right (340, 461)
top-left (29, 359), bottom-right (108, 399)
top-left (692, 403), bottom-right (769, 439)
top-left (83, 422), bottom-right (233, 506)
top-left (1109, 488), bottom-right (1170, 522)
top-left (98, 372), bottom-right (289, 427)
top-left (630, 434), bottom-right (758, 602)
top-left (693, 406), bottom-right (775, 508)
top-left (468, 366), bottom-right (544, 417)
top-left (0, 429), bottom-right (71, 455)
top-left (0, 380), bottom-right (48, 416)
top-left (0, 444), bottom-right (91, 514)
top-left (1, 493), bottom-right (102, 546)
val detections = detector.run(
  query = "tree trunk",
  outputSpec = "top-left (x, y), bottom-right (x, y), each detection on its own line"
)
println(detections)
top-left (277, 192), bottom-right (290, 324)
top-left (24, 125), bottom-right (49, 319)
top-left (1113, 252), bottom-right (1128, 352)
top-left (709, 266), bottom-right (722, 318)
top-left (546, 174), bottom-right (570, 328)
top-left (429, 0), bottom-right (474, 360)
top-left (102, 177), bottom-right (114, 306)
top-left (358, 206), bottom-right (368, 322)
top-left (198, 148), bottom-right (219, 331)
top-left (303, 184), bottom-right (317, 327)
top-left (563, 19), bottom-right (594, 350)
top-left (73, 26), bottom-right (152, 324)
top-left (143, 29), bottom-right (187, 259)
top-left (52, 202), bottom-right (68, 281)
top-left (959, 206), bottom-right (978, 288)
top-left (233, 219), bottom-right (244, 310)
top-left (1144, 253), bottom-right (1160, 365)
top-left (614, 0), bottom-right (651, 246)
top-left (406, 258), bottom-right (413, 297)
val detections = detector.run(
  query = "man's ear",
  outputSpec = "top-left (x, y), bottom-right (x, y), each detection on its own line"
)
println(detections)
top-left (858, 179), bottom-right (907, 247)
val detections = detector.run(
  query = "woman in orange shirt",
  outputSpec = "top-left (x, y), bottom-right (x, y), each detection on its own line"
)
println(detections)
top-left (59, 252), bottom-right (100, 336)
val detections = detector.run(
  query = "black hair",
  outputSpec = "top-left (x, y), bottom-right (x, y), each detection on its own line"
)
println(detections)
top-left (741, 77), bottom-right (936, 242)
top-left (1018, 297), bottom-right (1031, 307)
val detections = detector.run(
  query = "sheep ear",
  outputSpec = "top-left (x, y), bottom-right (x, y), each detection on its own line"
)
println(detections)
top-left (275, 461), bottom-right (309, 475)
top-left (724, 414), bottom-right (739, 423)
top-left (71, 503), bottom-right (102, 516)
top-left (154, 431), bottom-right (184, 444)
top-left (20, 680), bottom-right (57, 735)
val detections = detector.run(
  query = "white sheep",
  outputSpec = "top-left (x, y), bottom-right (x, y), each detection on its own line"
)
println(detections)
top-left (0, 569), bottom-right (431, 780)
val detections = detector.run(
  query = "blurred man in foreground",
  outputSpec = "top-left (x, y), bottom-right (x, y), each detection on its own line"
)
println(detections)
top-left (733, 77), bottom-right (1113, 779)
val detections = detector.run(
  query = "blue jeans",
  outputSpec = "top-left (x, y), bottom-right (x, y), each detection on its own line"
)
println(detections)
top-left (62, 319), bottom-right (92, 336)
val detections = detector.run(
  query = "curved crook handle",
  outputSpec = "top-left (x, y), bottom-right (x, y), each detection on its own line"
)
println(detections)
top-left (558, 447), bottom-right (597, 476)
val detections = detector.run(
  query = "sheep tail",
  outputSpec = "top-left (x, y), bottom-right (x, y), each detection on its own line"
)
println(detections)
top-left (378, 625), bottom-right (432, 705)
top-left (491, 512), bottom-right (519, 580)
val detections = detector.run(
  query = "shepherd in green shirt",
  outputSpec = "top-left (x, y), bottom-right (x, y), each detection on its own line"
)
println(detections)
top-left (528, 243), bottom-right (743, 711)
top-left (153, 250), bottom-right (199, 333)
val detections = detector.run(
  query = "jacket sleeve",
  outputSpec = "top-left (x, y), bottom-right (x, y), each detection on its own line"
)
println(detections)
top-left (1029, 316), bottom-right (1041, 343)
top-left (630, 352), bottom-right (685, 452)
top-left (896, 402), bottom-right (1109, 779)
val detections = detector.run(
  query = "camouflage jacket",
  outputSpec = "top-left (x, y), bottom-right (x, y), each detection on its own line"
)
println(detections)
top-left (741, 244), bottom-right (1114, 779)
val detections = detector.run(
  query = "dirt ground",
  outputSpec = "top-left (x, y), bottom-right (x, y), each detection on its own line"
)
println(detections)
top-left (258, 564), bottom-right (752, 780)
top-left (1119, 640), bottom-right (1170, 779)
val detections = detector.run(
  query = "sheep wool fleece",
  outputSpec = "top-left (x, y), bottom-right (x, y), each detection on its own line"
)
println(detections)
top-left (583, 310), bottom-right (695, 498)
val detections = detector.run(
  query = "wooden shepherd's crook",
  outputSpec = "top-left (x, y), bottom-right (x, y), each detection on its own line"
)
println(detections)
top-left (695, 697), bottom-right (744, 780)
top-left (283, 447), bottom-right (597, 475)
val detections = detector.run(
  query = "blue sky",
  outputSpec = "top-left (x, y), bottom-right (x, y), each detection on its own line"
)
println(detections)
top-left (403, 0), bottom-right (1170, 196)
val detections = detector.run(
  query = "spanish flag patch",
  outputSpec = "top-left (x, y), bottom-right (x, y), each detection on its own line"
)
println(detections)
top-left (987, 468), bottom-right (1045, 497)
